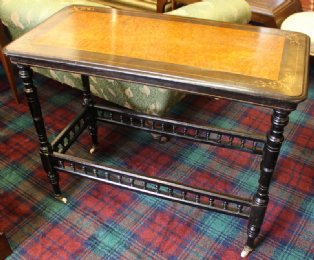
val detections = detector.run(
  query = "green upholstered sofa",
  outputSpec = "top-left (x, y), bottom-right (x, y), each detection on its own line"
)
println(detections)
top-left (0, 0), bottom-right (251, 116)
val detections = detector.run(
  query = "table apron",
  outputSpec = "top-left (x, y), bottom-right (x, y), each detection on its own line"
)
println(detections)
top-left (8, 56), bottom-right (300, 111)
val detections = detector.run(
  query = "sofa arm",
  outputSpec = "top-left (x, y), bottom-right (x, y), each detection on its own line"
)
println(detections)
top-left (0, 0), bottom-right (107, 39)
top-left (166, 0), bottom-right (251, 24)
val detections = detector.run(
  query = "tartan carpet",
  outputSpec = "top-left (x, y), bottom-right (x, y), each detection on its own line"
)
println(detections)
top-left (0, 64), bottom-right (313, 260)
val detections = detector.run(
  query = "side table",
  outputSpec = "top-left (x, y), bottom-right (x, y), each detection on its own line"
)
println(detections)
top-left (4, 6), bottom-right (310, 257)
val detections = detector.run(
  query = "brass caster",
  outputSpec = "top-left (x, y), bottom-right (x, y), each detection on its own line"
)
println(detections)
top-left (55, 195), bottom-right (68, 204)
top-left (90, 145), bottom-right (98, 154)
top-left (159, 135), bottom-right (169, 144)
top-left (241, 246), bottom-right (253, 258)
top-left (151, 133), bottom-right (169, 144)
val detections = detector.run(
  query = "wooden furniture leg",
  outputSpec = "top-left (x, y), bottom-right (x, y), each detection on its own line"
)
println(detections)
top-left (0, 19), bottom-right (19, 103)
top-left (0, 232), bottom-right (12, 259)
top-left (156, 0), bottom-right (171, 13)
top-left (81, 74), bottom-right (98, 154)
top-left (0, 48), bottom-right (19, 103)
top-left (242, 110), bottom-right (290, 257)
top-left (18, 65), bottom-right (66, 204)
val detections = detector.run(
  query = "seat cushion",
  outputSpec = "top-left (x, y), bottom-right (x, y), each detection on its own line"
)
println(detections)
top-left (281, 12), bottom-right (314, 56)
top-left (0, 0), bottom-right (107, 39)
top-left (33, 67), bottom-right (186, 116)
top-left (166, 0), bottom-right (251, 24)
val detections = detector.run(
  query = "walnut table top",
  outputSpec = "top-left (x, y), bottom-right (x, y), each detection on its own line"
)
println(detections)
top-left (4, 6), bottom-right (310, 109)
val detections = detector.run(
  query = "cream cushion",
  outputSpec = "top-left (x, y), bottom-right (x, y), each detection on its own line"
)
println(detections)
top-left (281, 12), bottom-right (314, 56)
top-left (167, 0), bottom-right (251, 24)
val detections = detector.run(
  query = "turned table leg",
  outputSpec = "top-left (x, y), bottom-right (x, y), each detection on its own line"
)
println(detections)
top-left (241, 109), bottom-right (290, 257)
top-left (18, 65), bottom-right (66, 203)
top-left (81, 75), bottom-right (98, 154)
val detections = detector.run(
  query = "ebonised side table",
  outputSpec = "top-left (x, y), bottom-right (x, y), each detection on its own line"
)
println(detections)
top-left (4, 6), bottom-right (310, 257)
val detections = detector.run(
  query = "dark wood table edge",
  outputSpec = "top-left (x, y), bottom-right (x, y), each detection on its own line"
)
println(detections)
top-left (6, 55), bottom-right (305, 111)
top-left (3, 5), bottom-right (310, 111)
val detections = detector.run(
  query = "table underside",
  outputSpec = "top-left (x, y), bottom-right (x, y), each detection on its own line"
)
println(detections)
top-left (50, 102), bottom-right (267, 219)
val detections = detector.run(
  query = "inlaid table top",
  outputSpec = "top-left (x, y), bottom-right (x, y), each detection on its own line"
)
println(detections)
top-left (4, 6), bottom-right (310, 108)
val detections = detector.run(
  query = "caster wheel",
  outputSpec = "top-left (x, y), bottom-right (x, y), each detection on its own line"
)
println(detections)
top-left (241, 246), bottom-right (253, 258)
top-left (151, 133), bottom-right (169, 143)
top-left (55, 195), bottom-right (67, 204)
top-left (90, 145), bottom-right (98, 154)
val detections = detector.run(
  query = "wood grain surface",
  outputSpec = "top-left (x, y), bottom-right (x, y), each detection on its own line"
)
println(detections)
top-left (34, 11), bottom-right (284, 80)
top-left (4, 6), bottom-right (310, 105)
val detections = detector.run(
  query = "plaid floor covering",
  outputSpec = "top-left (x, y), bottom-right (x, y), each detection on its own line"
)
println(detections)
top-left (0, 64), bottom-right (313, 260)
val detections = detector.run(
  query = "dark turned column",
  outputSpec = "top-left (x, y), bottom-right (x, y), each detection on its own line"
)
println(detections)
top-left (242, 109), bottom-right (290, 257)
top-left (18, 65), bottom-right (65, 202)
top-left (81, 75), bottom-right (98, 154)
